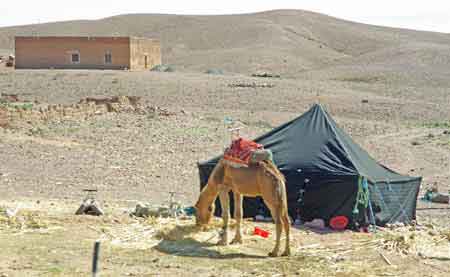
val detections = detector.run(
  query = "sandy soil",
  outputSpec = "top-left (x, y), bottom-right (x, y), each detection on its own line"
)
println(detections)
top-left (0, 68), bottom-right (449, 276)
top-left (0, 199), bottom-right (449, 277)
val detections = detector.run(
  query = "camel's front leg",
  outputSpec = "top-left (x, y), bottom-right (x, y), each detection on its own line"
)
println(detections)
top-left (217, 190), bottom-right (230, 246)
top-left (231, 192), bottom-right (243, 244)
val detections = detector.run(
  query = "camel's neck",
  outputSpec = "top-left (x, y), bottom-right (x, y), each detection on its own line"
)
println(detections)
top-left (198, 183), bottom-right (219, 209)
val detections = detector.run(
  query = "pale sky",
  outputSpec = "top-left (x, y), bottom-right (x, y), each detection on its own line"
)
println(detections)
top-left (2, 0), bottom-right (450, 33)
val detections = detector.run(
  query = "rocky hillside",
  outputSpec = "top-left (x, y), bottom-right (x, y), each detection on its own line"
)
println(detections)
top-left (1, 10), bottom-right (449, 79)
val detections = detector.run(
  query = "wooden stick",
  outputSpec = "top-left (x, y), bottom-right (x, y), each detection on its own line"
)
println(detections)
top-left (87, 226), bottom-right (101, 234)
top-left (204, 233), bottom-right (218, 242)
top-left (378, 250), bottom-right (393, 266)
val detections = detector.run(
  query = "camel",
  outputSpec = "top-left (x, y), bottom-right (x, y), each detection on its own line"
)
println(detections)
top-left (194, 158), bottom-right (291, 257)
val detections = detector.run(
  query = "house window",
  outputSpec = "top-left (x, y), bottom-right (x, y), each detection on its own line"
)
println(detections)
top-left (105, 51), bottom-right (112, 64)
top-left (71, 52), bottom-right (80, 64)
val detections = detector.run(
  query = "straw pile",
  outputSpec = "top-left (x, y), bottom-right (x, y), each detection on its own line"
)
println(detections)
top-left (296, 223), bottom-right (450, 262)
top-left (378, 231), bottom-right (415, 255)
top-left (153, 217), bottom-right (238, 241)
top-left (95, 216), bottom-right (225, 250)
top-left (440, 229), bottom-right (450, 241)
top-left (376, 224), bottom-right (450, 259)
top-left (96, 216), bottom-right (248, 254)
top-left (96, 222), bottom-right (160, 250)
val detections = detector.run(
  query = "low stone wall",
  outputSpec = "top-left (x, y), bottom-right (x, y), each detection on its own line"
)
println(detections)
top-left (0, 96), bottom-right (174, 128)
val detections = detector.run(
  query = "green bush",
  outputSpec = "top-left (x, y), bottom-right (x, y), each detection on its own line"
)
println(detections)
top-left (150, 64), bottom-right (175, 72)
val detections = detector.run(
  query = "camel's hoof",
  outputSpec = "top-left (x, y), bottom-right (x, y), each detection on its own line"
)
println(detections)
top-left (281, 250), bottom-right (291, 257)
top-left (268, 251), bottom-right (279, 257)
top-left (230, 238), bottom-right (243, 244)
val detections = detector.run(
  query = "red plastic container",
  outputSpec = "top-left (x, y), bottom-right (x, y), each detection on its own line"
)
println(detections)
top-left (253, 227), bottom-right (270, 238)
top-left (329, 216), bottom-right (349, 230)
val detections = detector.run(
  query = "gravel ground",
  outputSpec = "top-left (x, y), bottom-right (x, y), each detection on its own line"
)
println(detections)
top-left (0, 69), bottom-right (448, 206)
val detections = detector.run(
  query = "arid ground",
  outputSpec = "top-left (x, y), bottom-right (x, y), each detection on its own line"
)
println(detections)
top-left (0, 9), bottom-right (450, 277)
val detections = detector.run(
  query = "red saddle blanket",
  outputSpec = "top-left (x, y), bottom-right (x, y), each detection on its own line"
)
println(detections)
top-left (224, 138), bottom-right (263, 165)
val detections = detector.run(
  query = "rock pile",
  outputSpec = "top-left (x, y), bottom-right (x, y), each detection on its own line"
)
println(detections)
top-left (0, 93), bottom-right (19, 102)
top-left (251, 72), bottom-right (281, 78)
top-left (228, 82), bottom-right (275, 88)
top-left (0, 107), bottom-right (8, 128)
top-left (78, 95), bottom-right (141, 113)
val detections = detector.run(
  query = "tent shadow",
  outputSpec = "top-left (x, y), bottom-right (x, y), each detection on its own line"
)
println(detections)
top-left (153, 225), bottom-right (266, 259)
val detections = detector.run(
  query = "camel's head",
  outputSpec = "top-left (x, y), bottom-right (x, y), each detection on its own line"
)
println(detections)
top-left (194, 201), bottom-right (215, 227)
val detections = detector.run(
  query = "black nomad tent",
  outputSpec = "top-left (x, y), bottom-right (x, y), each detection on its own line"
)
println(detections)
top-left (198, 104), bottom-right (421, 227)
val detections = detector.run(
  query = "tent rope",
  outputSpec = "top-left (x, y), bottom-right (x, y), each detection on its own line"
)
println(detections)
top-left (353, 176), bottom-right (369, 215)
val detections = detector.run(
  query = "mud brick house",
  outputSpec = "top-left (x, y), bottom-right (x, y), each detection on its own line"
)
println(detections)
top-left (14, 36), bottom-right (161, 70)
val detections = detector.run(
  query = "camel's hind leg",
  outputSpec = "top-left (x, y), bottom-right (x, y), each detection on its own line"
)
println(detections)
top-left (231, 191), bottom-right (243, 244)
top-left (217, 190), bottom-right (230, 246)
top-left (262, 199), bottom-right (282, 257)
top-left (281, 210), bottom-right (291, 256)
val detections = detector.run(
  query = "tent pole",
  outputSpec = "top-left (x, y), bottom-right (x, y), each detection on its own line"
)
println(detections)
top-left (367, 197), bottom-right (376, 232)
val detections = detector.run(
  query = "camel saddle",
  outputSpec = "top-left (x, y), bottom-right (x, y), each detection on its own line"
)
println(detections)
top-left (223, 138), bottom-right (271, 167)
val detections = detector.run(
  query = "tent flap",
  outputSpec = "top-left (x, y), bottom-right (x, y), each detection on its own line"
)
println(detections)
top-left (369, 178), bottom-right (421, 225)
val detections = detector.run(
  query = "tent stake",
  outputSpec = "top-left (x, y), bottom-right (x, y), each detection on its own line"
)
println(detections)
top-left (92, 240), bottom-right (101, 277)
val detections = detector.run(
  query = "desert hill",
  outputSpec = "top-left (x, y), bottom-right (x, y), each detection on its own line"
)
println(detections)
top-left (0, 9), bottom-right (450, 80)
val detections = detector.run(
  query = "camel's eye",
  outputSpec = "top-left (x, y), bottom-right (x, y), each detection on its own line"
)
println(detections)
top-left (208, 206), bottom-right (213, 212)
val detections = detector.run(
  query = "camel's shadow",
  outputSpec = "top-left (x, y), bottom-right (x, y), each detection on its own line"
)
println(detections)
top-left (154, 224), bottom-right (265, 259)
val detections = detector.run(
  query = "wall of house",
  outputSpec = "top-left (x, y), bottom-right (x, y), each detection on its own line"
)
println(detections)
top-left (129, 38), bottom-right (161, 70)
top-left (15, 37), bottom-right (131, 69)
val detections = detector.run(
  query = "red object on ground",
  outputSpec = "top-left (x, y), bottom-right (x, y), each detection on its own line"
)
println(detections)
top-left (224, 138), bottom-right (263, 165)
top-left (329, 216), bottom-right (349, 230)
top-left (253, 227), bottom-right (270, 238)
top-left (359, 226), bottom-right (369, 233)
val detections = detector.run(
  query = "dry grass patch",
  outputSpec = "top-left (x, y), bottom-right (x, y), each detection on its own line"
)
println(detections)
top-left (0, 208), bottom-right (50, 231)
